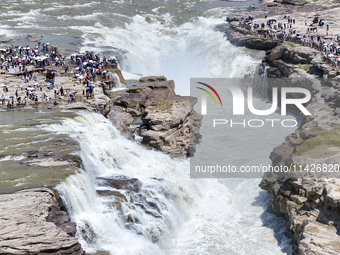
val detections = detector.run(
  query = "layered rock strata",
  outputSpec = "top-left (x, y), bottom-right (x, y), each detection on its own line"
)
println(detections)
top-left (107, 76), bottom-right (202, 156)
top-left (221, 20), bottom-right (340, 255)
top-left (0, 188), bottom-right (83, 255)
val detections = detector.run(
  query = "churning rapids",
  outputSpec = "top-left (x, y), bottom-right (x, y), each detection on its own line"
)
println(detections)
top-left (0, 0), bottom-right (297, 254)
top-left (41, 112), bottom-right (292, 255)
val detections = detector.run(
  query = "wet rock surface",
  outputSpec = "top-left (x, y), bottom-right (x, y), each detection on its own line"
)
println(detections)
top-left (97, 175), bottom-right (142, 193)
top-left (95, 175), bottom-right (168, 242)
top-left (23, 138), bottom-right (82, 168)
top-left (0, 188), bottom-right (83, 255)
top-left (107, 76), bottom-right (202, 156)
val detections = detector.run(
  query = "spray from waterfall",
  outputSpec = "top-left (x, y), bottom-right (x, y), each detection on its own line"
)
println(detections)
top-left (40, 111), bottom-right (293, 255)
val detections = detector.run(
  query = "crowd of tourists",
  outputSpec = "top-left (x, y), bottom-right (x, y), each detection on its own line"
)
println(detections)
top-left (233, 13), bottom-right (340, 66)
top-left (0, 43), bottom-right (121, 108)
top-left (0, 43), bottom-right (59, 74)
top-left (71, 51), bottom-right (118, 98)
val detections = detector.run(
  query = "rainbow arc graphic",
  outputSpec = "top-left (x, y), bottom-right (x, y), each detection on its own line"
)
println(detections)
top-left (196, 82), bottom-right (222, 106)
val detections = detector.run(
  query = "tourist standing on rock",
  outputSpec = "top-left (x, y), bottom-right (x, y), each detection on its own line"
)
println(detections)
top-left (326, 24), bottom-right (330, 35)
top-left (54, 87), bottom-right (59, 99)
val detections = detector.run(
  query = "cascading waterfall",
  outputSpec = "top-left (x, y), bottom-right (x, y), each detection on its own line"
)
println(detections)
top-left (42, 112), bottom-right (196, 254)
top-left (41, 110), bottom-right (293, 255)
top-left (242, 64), bottom-right (270, 100)
top-left (109, 72), bottom-right (125, 90)
top-left (79, 14), bottom-right (264, 96)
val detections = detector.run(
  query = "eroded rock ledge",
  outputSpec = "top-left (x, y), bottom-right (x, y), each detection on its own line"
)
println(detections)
top-left (259, 71), bottom-right (340, 254)
top-left (107, 76), bottom-right (202, 156)
top-left (215, 22), bottom-right (281, 50)
top-left (219, 17), bottom-right (340, 255)
top-left (0, 188), bottom-right (83, 255)
top-left (260, 43), bottom-right (340, 255)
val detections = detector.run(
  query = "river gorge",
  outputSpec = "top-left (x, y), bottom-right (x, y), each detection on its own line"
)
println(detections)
top-left (1, 0), bottom-right (339, 254)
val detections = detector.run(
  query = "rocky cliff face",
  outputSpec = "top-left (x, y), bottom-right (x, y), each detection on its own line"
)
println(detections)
top-left (260, 58), bottom-right (340, 254)
top-left (261, 44), bottom-right (340, 255)
top-left (107, 76), bottom-right (202, 156)
top-left (220, 22), bottom-right (340, 254)
top-left (216, 22), bottom-right (280, 50)
top-left (0, 188), bottom-right (83, 255)
top-left (264, 44), bottom-right (340, 79)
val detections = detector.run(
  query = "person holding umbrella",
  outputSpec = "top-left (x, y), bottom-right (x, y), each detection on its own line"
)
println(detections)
top-left (9, 96), bottom-right (14, 107)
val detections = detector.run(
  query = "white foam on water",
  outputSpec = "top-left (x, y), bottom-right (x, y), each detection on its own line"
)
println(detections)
top-left (73, 13), bottom-right (103, 21)
top-left (0, 155), bottom-right (26, 162)
top-left (109, 72), bottom-right (126, 89)
top-left (77, 10), bottom-right (262, 95)
top-left (43, 112), bottom-right (193, 254)
top-left (41, 111), bottom-right (292, 255)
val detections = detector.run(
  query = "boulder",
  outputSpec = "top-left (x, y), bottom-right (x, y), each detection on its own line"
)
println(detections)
top-left (97, 175), bottom-right (142, 192)
top-left (0, 36), bottom-right (15, 43)
top-left (216, 23), bottom-right (280, 51)
top-left (107, 106), bottom-right (134, 132)
top-left (0, 188), bottom-right (83, 255)
top-left (271, 60), bottom-right (294, 77)
top-left (139, 76), bottom-right (167, 82)
top-left (110, 78), bottom-right (202, 156)
top-left (267, 46), bottom-right (284, 62)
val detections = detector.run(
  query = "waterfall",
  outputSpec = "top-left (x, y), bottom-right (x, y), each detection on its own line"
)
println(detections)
top-left (41, 111), bottom-right (292, 255)
top-left (253, 64), bottom-right (269, 100)
top-left (109, 72), bottom-right (125, 90)
top-left (42, 112), bottom-right (195, 254)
